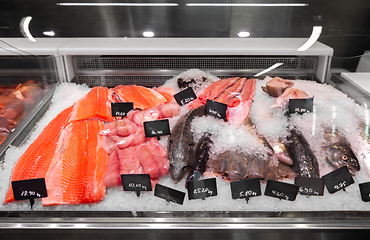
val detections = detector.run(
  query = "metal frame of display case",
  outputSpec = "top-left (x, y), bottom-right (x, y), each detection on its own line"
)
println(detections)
top-left (5, 38), bottom-right (370, 238)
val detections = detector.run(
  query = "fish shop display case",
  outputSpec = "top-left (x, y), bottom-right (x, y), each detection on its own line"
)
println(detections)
top-left (0, 55), bottom-right (59, 159)
top-left (3, 38), bottom-right (370, 239)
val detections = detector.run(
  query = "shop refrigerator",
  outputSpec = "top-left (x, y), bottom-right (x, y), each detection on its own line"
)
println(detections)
top-left (0, 37), bottom-right (370, 240)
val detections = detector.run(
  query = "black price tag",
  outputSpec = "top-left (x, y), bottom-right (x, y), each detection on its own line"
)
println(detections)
top-left (174, 87), bottom-right (197, 106)
top-left (111, 102), bottom-right (134, 117)
top-left (264, 179), bottom-right (299, 201)
top-left (154, 184), bottom-right (186, 205)
top-left (288, 98), bottom-right (313, 115)
top-left (187, 178), bottom-right (218, 200)
top-left (230, 178), bottom-right (261, 202)
top-left (205, 100), bottom-right (227, 121)
top-left (143, 119), bottom-right (171, 140)
top-left (294, 177), bottom-right (325, 196)
top-left (359, 182), bottom-right (370, 202)
top-left (12, 178), bottom-right (48, 209)
top-left (323, 166), bottom-right (354, 194)
top-left (121, 174), bottom-right (152, 197)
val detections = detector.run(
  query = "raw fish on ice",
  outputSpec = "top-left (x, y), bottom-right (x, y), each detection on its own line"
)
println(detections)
top-left (69, 86), bottom-right (115, 122)
top-left (186, 134), bottom-right (213, 185)
top-left (286, 128), bottom-right (320, 178)
top-left (112, 85), bottom-right (167, 110)
top-left (206, 150), bottom-right (268, 181)
top-left (168, 106), bottom-right (206, 183)
top-left (3, 106), bottom-right (73, 204)
top-left (323, 128), bottom-right (360, 175)
top-left (261, 77), bottom-right (294, 97)
top-left (187, 78), bottom-right (256, 126)
top-left (103, 147), bottom-right (144, 188)
top-left (102, 138), bottom-right (168, 187)
top-left (42, 120), bottom-right (109, 206)
top-left (271, 88), bottom-right (309, 109)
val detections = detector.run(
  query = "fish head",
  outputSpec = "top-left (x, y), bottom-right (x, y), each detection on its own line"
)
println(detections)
top-left (326, 144), bottom-right (361, 174)
top-left (169, 161), bottom-right (191, 183)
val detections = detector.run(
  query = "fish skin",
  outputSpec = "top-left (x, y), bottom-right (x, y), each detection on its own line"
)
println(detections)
top-left (323, 129), bottom-right (360, 175)
top-left (277, 162), bottom-right (297, 180)
top-left (185, 134), bottom-right (213, 185)
top-left (286, 128), bottom-right (320, 178)
top-left (168, 105), bottom-right (206, 183)
top-left (207, 150), bottom-right (268, 181)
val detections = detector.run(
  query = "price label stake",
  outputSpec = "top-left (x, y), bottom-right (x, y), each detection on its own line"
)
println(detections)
top-left (174, 87), bottom-right (197, 106)
top-left (359, 182), bottom-right (370, 202)
top-left (143, 119), bottom-right (171, 140)
top-left (230, 178), bottom-right (261, 203)
top-left (323, 166), bottom-right (355, 194)
top-left (187, 178), bottom-right (218, 200)
top-left (154, 184), bottom-right (186, 205)
top-left (288, 98), bottom-right (313, 115)
top-left (294, 177), bottom-right (325, 196)
top-left (121, 174), bottom-right (152, 197)
top-left (264, 179), bottom-right (299, 201)
top-left (205, 100), bottom-right (227, 121)
top-left (111, 102), bottom-right (134, 117)
top-left (11, 178), bottom-right (48, 210)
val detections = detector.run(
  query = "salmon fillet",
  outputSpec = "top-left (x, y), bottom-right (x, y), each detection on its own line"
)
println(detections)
top-left (3, 106), bottom-right (73, 204)
top-left (112, 85), bottom-right (167, 110)
top-left (69, 87), bottom-right (114, 123)
top-left (42, 120), bottom-right (109, 206)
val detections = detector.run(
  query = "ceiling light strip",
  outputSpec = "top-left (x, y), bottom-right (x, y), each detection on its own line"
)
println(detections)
top-left (57, 3), bottom-right (179, 6)
top-left (186, 3), bottom-right (308, 7)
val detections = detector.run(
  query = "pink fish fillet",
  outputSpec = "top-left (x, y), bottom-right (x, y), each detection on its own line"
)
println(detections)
top-left (130, 108), bottom-right (161, 127)
top-left (136, 139), bottom-right (169, 179)
top-left (103, 150), bottom-right (121, 187)
top-left (119, 147), bottom-right (144, 175)
top-left (99, 118), bottom-right (138, 137)
top-left (200, 77), bottom-right (240, 101)
top-left (227, 79), bottom-right (256, 127)
top-left (159, 102), bottom-right (180, 118)
top-left (271, 88), bottom-right (309, 108)
top-left (103, 147), bottom-right (144, 188)
top-left (213, 78), bottom-right (246, 106)
top-left (187, 77), bottom-right (240, 109)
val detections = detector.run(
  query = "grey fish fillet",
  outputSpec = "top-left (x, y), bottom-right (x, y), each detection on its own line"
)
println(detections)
top-left (167, 105), bottom-right (206, 183)
top-left (286, 128), bottom-right (320, 178)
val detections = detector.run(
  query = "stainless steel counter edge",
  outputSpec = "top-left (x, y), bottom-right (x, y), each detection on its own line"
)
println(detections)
top-left (0, 217), bottom-right (370, 230)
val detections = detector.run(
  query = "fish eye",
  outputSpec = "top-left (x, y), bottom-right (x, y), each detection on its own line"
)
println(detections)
top-left (342, 155), bottom-right (348, 161)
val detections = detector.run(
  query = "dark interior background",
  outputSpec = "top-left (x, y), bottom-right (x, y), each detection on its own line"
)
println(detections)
top-left (0, 0), bottom-right (369, 71)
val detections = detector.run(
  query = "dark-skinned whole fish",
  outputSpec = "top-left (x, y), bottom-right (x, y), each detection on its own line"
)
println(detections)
top-left (206, 150), bottom-right (268, 181)
top-left (168, 105), bottom-right (206, 183)
top-left (185, 134), bottom-right (213, 186)
top-left (286, 128), bottom-right (320, 178)
top-left (243, 117), bottom-right (293, 165)
top-left (323, 128), bottom-right (360, 175)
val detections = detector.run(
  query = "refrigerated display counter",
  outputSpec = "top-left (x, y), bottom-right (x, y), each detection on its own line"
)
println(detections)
top-left (0, 38), bottom-right (370, 239)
